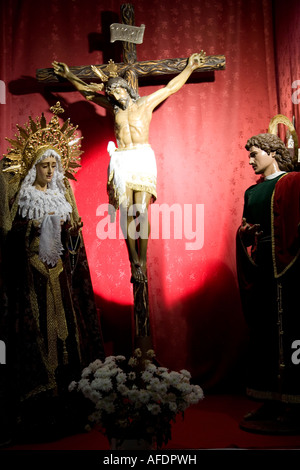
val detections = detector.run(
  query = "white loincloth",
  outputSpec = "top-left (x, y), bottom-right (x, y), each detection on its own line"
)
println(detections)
top-left (107, 141), bottom-right (157, 221)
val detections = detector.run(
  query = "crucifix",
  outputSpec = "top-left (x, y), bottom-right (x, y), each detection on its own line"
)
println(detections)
top-left (36, 3), bottom-right (225, 357)
top-left (36, 4), bottom-right (225, 87)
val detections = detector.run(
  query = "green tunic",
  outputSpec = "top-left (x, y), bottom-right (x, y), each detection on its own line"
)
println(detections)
top-left (243, 174), bottom-right (283, 238)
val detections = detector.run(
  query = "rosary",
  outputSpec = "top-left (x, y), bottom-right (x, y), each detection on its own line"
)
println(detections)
top-left (67, 231), bottom-right (82, 274)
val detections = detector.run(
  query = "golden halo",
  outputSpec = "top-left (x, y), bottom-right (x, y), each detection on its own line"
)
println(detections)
top-left (2, 102), bottom-right (83, 183)
top-left (268, 114), bottom-right (298, 159)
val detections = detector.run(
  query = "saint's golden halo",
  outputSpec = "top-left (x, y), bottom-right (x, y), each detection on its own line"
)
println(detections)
top-left (2, 101), bottom-right (83, 183)
top-left (268, 113), bottom-right (298, 159)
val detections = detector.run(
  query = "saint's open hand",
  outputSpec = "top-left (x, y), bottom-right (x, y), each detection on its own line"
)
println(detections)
top-left (239, 217), bottom-right (263, 242)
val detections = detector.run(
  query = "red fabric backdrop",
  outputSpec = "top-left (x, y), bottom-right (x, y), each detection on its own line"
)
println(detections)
top-left (1, 0), bottom-right (299, 391)
top-left (273, 0), bottom-right (300, 136)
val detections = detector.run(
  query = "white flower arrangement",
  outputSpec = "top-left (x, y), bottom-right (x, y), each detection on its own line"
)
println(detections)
top-left (69, 349), bottom-right (204, 448)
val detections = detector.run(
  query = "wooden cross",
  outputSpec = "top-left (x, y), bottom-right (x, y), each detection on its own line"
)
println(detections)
top-left (36, 3), bottom-right (225, 92)
top-left (36, 3), bottom-right (225, 356)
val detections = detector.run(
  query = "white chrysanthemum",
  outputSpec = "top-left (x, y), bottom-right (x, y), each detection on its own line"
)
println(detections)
top-left (185, 392), bottom-right (200, 405)
top-left (146, 349), bottom-right (156, 358)
top-left (185, 387), bottom-right (204, 404)
top-left (117, 383), bottom-right (129, 395)
top-left (179, 369), bottom-right (191, 379)
top-left (89, 359), bottom-right (103, 372)
top-left (128, 372), bottom-right (136, 381)
top-left (102, 401), bottom-right (115, 414)
top-left (147, 390), bottom-right (160, 403)
top-left (89, 410), bottom-right (102, 423)
top-left (81, 385), bottom-right (93, 399)
top-left (134, 348), bottom-right (142, 358)
top-left (104, 356), bottom-right (117, 365)
top-left (115, 355), bottom-right (126, 362)
top-left (168, 402), bottom-right (178, 413)
top-left (137, 389), bottom-right (151, 404)
top-left (96, 394), bottom-right (115, 410)
top-left (81, 367), bottom-right (92, 378)
top-left (143, 359), bottom-right (152, 368)
top-left (127, 389), bottom-right (140, 401)
top-left (160, 371), bottom-right (172, 382)
top-left (141, 370), bottom-right (153, 382)
top-left (145, 363), bottom-right (157, 372)
top-left (147, 403), bottom-right (161, 415)
top-left (89, 390), bottom-right (102, 403)
top-left (94, 366), bottom-right (115, 378)
top-left (78, 378), bottom-right (90, 390)
top-left (128, 357), bottom-right (137, 367)
top-left (97, 377), bottom-right (113, 392)
top-left (157, 367), bottom-right (168, 373)
top-left (151, 382), bottom-right (168, 395)
top-left (116, 371), bottom-right (127, 384)
top-left (74, 358), bottom-right (203, 433)
top-left (174, 383), bottom-right (191, 393)
top-left (168, 371), bottom-right (182, 385)
top-left (148, 377), bottom-right (160, 389)
top-left (193, 385), bottom-right (204, 399)
top-left (91, 378), bottom-right (103, 390)
top-left (68, 380), bottom-right (77, 392)
top-left (177, 401), bottom-right (189, 412)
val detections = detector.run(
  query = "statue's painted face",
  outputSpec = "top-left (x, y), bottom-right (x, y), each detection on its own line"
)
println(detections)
top-left (34, 156), bottom-right (57, 188)
top-left (248, 146), bottom-right (277, 176)
top-left (108, 86), bottom-right (130, 110)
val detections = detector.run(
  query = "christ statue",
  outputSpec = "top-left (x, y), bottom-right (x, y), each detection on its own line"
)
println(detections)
top-left (53, 52), bottom-right (204, 283)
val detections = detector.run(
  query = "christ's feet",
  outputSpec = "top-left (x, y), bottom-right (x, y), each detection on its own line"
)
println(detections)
top-left (130, 262), bottom-right (147, 283)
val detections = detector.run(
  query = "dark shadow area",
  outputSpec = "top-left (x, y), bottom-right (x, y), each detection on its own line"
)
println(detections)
top-left (88, 11), bottom-right (122, 64)
top-left (148, 258), bottom-right (249, 394)
top-left (182, 261), bottom-right (249, 393)
top-left (95, 295), bottom-right (133, 358)
top-left (8, 76), bottom-right (47, 96)
top-left (138, 71), bottom-right (216, 88)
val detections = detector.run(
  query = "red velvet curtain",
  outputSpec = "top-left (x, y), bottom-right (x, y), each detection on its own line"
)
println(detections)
top-left (273, 0), bottom-right (300, 139)
top-left (0, 0), bottom-right (298, 391)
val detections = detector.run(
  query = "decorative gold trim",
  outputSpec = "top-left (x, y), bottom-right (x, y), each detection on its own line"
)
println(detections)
top-left (247, 387), bottom-right (300, 404)
top-left (276, 280), bottom-right (284, 393)
top-left (268, 113), bottom-right (299, 158)
top-left (271, 173), bottom-right (300, 278)
top-left (126, 182), bottom-right (157, 199)
top-left (2, 102), bottom-right (83, 184)
top-left (91, 59), bottom-right (119, 84)
top-left (116, 144), bottom-right (151, 152)
top-left (107, 170), bottom-right (157, 210)
top-left (237, 229), bottom-right (258, 267)
top-left (29, 256), bottom-right (68, 370)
